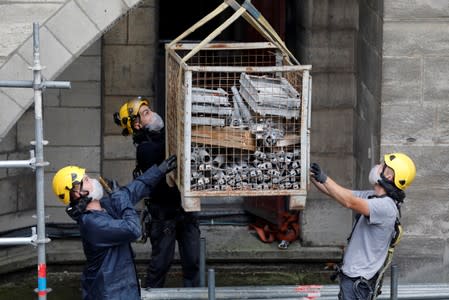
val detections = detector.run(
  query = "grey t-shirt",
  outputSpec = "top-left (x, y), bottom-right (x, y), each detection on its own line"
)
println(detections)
top-left (341, 190), bottom-right (398, 280)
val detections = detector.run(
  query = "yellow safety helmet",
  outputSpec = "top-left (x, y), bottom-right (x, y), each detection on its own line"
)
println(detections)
top-left (384, 153), bottom-right (416, 191)
top-left (113, 97), bottom-right (149, 136)
top-left (52, 166), bottom-right (85, 205)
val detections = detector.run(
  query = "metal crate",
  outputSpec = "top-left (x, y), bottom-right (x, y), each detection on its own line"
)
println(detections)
top-left (165, 42), bottom-right (312, 211)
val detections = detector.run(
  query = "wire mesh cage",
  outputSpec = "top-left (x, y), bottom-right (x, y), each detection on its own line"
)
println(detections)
top-left (166, 42), bottom-right (312, 211)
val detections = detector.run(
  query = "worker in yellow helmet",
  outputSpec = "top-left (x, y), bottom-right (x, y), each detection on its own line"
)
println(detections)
top-left (310, 153), bottom-right (416, 300)
top-left (52, 155), bottom-right (176, 300)
top-left (114, 97), bottom-right (200, 288)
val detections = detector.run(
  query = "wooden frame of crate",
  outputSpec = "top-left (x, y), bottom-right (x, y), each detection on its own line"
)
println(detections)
top-left (165, 42), bottom-right (312, 212)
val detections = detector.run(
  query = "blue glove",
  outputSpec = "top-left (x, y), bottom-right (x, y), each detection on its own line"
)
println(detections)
top-left (310, 162), bottom-right (327, 184)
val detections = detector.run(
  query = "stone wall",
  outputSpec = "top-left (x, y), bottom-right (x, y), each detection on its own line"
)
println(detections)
top-left (355, 0), bottom-right (383, 188)
top-left (295, 0), bottom-right (358, 246)
top-left (380, 0), bottom-right (449, 282)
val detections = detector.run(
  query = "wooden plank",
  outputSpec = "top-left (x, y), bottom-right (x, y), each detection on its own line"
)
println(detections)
top-left (275, 134), bottom-right (300, 147)
top-left (191, 126), bottom-right (256, 151)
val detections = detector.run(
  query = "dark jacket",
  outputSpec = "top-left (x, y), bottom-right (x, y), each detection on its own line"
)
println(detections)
top-left (134, 130), bottom-right (181, 212)
top-left (78, 165), bottom-right (163, 300)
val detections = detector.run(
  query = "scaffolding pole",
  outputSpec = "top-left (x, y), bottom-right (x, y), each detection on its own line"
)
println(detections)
top-left (0, 22), bottom-right (71, 300)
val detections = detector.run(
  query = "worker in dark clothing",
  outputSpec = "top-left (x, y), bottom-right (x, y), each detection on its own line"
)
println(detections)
top-left (310, 153), bottom-right (416, 300)
top-left (52, 156), bottom-right (177, 300)
top-left (114, 97), bottom-right (200, 288)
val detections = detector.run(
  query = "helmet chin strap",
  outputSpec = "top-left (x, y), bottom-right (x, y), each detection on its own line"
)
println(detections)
top-left (378, 173), bottom-right (406, 217)
top-left (66, 196), bottom-right (92, 221)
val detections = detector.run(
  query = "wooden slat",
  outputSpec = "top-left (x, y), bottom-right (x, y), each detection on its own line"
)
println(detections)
top-left (191, 126), bottom-right (256, 151)
top-left (275, 134), bottom-right (300, 147)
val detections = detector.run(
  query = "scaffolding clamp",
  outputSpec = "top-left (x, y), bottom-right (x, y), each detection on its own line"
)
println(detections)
top-left (31, 237), bottom-right (51, 247)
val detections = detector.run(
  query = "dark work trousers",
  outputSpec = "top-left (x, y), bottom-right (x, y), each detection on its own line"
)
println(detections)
top-left (338, 272), bottom-right (376, 300)
top-left (145, 210), bottom-right (200, 288)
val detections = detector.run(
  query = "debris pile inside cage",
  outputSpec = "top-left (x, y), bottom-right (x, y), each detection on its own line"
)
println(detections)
top-left (189, 73), bottom-right (302, 191)
top-left (166, 43), bottom-right (311, 199)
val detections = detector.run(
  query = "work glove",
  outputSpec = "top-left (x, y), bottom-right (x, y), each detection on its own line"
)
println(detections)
top-left (310, 162), bottom-right (327, 184)
top-left (158, 155), bottom-right (177, 175)
top-left (65, 197), bottom-right (91, 221)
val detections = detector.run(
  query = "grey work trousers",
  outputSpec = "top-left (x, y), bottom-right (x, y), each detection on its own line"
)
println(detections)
top-left (338, 273), bottom-right (376, 300)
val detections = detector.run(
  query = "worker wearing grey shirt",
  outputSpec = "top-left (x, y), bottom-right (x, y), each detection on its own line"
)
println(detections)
top-left (342, 191), bottom-right (398, 280)
top-left (310, 153), bottom-right (416, 300)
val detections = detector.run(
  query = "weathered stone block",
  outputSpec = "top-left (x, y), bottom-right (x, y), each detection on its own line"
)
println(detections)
top-left (310, 108), bottom-right (354, 154)
top-left (18, 26), bottom-right (73, 79)
top-left (359, 0), bottom-right (382, 49)
top-left (123, 0), bottom-right (143, 9)
top-left (16, 109), bottom-right (34, 149)
top-left (299, 29), bottom-right (356, 72)
top-left (103, 15), bottom-right (128, 44)
top-left (60, 81), bottom-right (101, 107)
top-left (0, 154), bottom-right (7, 179)
top-left (308, 154), bottom-right (356, 187)
top-left (140, 0), bottom-right (156, 7)
top-left (58, 56), bottom-right (101, 81)
top-left (401, 188), bottom-right (449, 236)
top-left (0, 3), bottom-right (62, 56)
top-left (0, 54), bottom-right (33, 105)
top-left (45, 146), bottom-right (101, 173)
top-left (104, 45), bottom-right (155, 95)
top-left (382, 57), bottom-right (421, 104)
top-left (102, 159), bottom-right (135, 186)
top-left (355, 82), bottom-right (381, 184)
top-left (0, 126), bottom-right (17, 153)
top-left (128, 7), bottom-right (156, 45)
top-left (82, 39), bottom-right (101, 56)
top-left (43, 107), bottom-right (100, 146)
top-left (296, 0), bottom-right (312, 29)
top-left (364, 0), bottom-right (382, 16)
top-left (424, 57), bottom-right (449, 103)
top-left (381, 104), bottom-right (435, 144)
top-left (0, 92), bottom-right (24, 141)
top-left (302, 197), bottom-right (353, 246)
top-left (385, 0), bottom-right (449, 19)
top-left (43, 88), bottom-right (60, 107)
top-left (46, 1), bottom-right (100, 55)
top-left (436, 105), bottom-right (449, 144)
top-left (312, 72), bottom-right (355, 109)
top-left (394, 236), bottom-right (447, 282)
top-left (18, 174), bottom-right (36, 211)
top-left (358, 37), bottom-right (381, 99)
top-left (103, 135), bottom-right (135, 160)
top-left (298, 0), bottom-right (358, 29)
top-left (0, 179), bottom-right (17, 215)
top-left (383, 22), bottom-right (449, 56)
top-left (76, 0), bottom-right (128, 32)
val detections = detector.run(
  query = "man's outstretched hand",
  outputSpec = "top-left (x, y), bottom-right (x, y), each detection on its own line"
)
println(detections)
top-left (158, 155), bottom-right (177, 174)
top-left (310, 162), bottom-right (328, 184)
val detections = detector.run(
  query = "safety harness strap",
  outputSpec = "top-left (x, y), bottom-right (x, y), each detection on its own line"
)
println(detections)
top-left (371, 218), bottom-right (403, 300)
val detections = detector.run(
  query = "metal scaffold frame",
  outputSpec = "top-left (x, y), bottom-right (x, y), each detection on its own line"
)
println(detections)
top-left (0, 23), bottom-right (71, 300)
